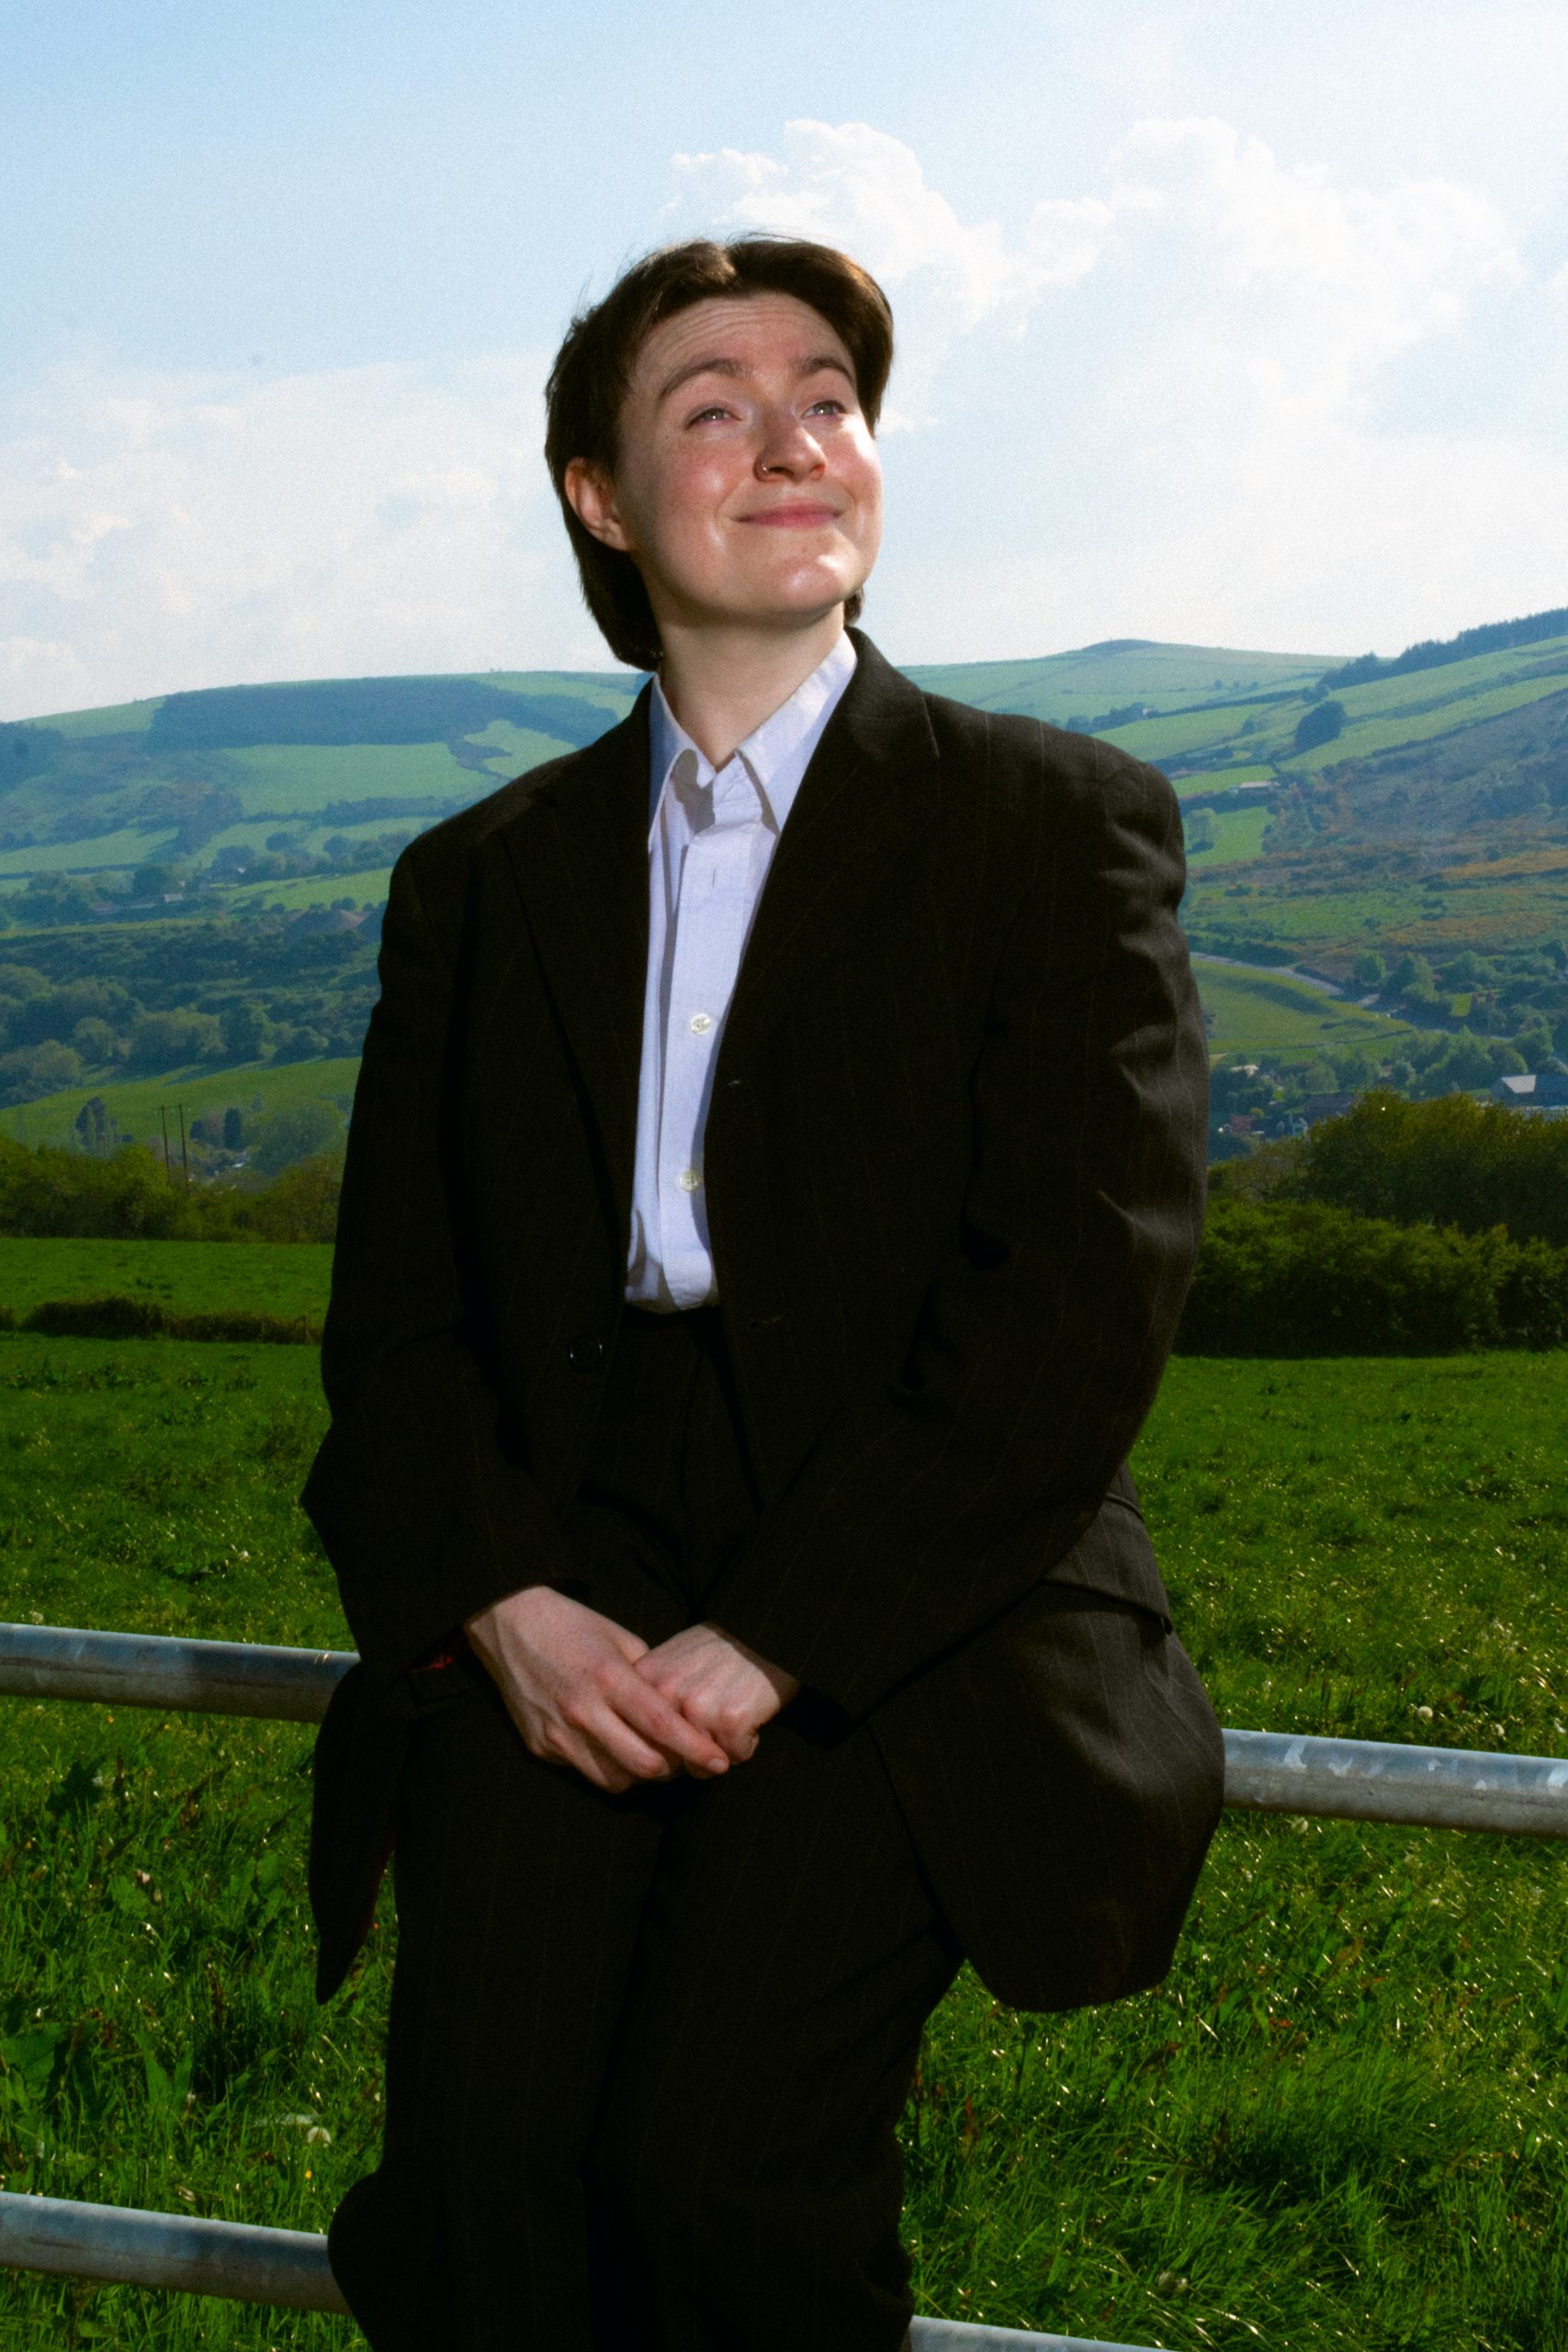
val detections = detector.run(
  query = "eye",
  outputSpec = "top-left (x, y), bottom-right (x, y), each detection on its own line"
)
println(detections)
top-left (805, 398), bottom-right (848, 417)
top-left (687, 404), bottom-right (734, 425)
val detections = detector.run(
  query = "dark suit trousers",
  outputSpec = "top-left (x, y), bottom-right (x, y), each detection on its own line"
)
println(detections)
top-left (327, 1302), bottom-right (964, 2352)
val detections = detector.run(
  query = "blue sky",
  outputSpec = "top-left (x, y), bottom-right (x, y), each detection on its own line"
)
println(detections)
top-left (3, 0), bottom-right (1566, 715)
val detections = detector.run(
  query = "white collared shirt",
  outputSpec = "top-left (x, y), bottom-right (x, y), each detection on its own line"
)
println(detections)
top-left (624, 630), bottom-right (858, 1310)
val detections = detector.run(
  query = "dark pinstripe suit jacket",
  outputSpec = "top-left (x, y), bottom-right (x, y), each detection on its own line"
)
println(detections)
top-left (301, 628), bottom-right (1225, 2012)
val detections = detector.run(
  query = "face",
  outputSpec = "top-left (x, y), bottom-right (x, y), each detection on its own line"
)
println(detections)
top-left (565, 291), bottom-right (884, 639)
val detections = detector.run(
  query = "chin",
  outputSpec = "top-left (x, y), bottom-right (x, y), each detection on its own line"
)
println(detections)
top-left (747, 571), bottom-right (863, 622)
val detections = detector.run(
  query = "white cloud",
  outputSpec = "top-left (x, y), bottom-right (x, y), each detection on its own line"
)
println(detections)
top-left (0, 354), bottom-right (612, 719)
top-left (669, 114), bottom-right (1518, 365)
top-left (671, 120), bottom-right (1115, 334)
top-left (3, 117), bottom-right (1560, 710)
top-left (1103, 116), bottom-right (1522, 415)
top-left (671, 117), bottom-right (1559, 662)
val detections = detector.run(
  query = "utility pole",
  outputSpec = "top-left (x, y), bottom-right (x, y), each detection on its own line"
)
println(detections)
top-left (159, 1104), bottom-right (172, 1177)
top-left (177, 1103), bottom-right (190, 1186)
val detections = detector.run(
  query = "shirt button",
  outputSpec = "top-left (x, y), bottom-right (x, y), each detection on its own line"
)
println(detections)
top-left (567, 1337), bottom-right (604, 1372)
top-left (678, 1168), bottom-right (702, 1193)
top-left (689, 1012), bottom-right (713, 1034)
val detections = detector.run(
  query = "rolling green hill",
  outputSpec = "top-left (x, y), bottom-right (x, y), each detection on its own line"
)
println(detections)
top-left (3, 605), bottom-right (1566, 1146)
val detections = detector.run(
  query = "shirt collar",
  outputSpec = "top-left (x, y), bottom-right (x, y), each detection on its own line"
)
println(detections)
top-left (648, 630), bottom-right (857, 850)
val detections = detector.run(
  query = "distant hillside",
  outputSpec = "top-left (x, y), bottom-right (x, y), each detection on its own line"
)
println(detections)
top-left (0, 641), bottom-right (1335, 902)
top-left (0, 668), bottom-right (641, 903)
top-left (4, 613), bottom-right (1567, 1150)
top-left (1323, 604), bottom-right (1568, 692)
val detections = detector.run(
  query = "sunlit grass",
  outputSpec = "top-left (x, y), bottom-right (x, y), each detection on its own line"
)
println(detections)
top-left (3, 1343), bottom-right (1567, 2346)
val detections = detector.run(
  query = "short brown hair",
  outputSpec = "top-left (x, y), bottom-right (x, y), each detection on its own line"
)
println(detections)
top-left (544, 235), bottom-right (895, 670)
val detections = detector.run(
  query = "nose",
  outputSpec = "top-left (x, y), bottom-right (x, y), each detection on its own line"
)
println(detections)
top-left (754, 408), bottom-right (825, 481)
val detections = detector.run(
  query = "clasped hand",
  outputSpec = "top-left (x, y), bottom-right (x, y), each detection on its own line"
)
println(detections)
top-left (462, 1586), bottom-right (800, 1795)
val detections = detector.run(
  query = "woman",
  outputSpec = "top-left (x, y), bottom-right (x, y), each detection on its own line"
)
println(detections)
top-left (305, 232), bottom-right (1224, 2352)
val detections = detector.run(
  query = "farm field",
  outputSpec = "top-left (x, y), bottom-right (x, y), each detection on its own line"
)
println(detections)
top-left (3, 959), bottom-right (1409, 1148)
top-left (1183, 854), bottom-right (1568, 964)
top-left (8, 1058), bottom-right (361, 1154)
top-left (1189, 961), bottom-right (1416, 1058)
top-left (6, 609), bottom-right (1568, 1141)
top-left (225, 868), bottom-right (392, 916)
top-left (3, 1341), bottom-right (1567, 2347)
top-left (1187, 807), bottom-right (1272, 866)
top-left (0, 1238), bottom-right (332, 1322)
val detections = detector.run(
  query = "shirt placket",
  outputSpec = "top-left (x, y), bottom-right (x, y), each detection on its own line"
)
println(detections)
top-left (659, 764), bottom-right (767, 1306)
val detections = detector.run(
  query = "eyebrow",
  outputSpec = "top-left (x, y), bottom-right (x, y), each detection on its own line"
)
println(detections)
top-left (655, 352), bottom-right (856, 405)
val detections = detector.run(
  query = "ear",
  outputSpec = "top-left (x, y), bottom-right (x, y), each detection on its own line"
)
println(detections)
top-left (563, 458), bottom-right (634, 553)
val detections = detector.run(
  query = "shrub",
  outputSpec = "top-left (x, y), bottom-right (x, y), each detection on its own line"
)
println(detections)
top-left (1299, 1090), bottom-right (1568, 1248)
top-left (248, 1100), bottom-right (346, 1176)
top-left (220, 1001), bottom-right (271, 1060)
top-left (243, 1149), bottom-right (344, 1242)
top-left (12, 1295), bottom-right (320, 1343)
top-left (1292, 700), bottom-right (1346, 754)
top-left (125, 1009), bottom-right (224, 1070)
top-left (26, 1295), bottom-right (169, 1339)
top-left (1179, 1197), bottom-right (1568, 1355)
top-left (0, 1134), bottom-right (344, 1243)
top-left (0, 1039), bottom-right (85, 1106)
top-left (1211, 1091), bottom-right (1568, 1250)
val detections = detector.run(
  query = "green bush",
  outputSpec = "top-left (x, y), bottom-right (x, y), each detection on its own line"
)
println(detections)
top-left (1179, 1196), bottom-right (1568, 1355)
top-left (10, 1294), bottom-right (320, 1343)
top-left (248, 1098), bottom-right (345, 1175)
top-left (24, 1294), bottom-right (168, 1339)
top-left (1301, 1090), bottom-right (1568, 1246)
top-left (0, 1135), bottom-right (343, 1243)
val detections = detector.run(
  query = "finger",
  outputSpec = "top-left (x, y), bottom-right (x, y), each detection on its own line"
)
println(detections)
top-left (653, 1670), bottom-right (773, 1757)
top-left (580, 1701), bottom-right (706, 1784)
top-left (609, 1671), bottom-right (731, 1771)
top-left (556, 1718), bottom-right (661, 1792)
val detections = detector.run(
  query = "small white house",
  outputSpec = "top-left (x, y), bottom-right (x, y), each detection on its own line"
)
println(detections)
top-left (1494, 1072), bottom-right (1568, 1111)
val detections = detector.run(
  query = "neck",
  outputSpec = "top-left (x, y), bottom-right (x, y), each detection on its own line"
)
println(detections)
top-left (656, 609), bottom-right (847, 768)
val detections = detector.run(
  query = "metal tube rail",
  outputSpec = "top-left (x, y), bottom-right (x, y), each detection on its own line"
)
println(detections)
top-left (0, 2190), bottom-right (1145, 2349)
top-left (0, 1620), bottom-right (355, 1722)
top-left (9, 1623), bottom-right (1568, 2349)
top-left (6, 1620), bottom-right (1568, 1839)
top-left (1223, 1724), bottom-right (1568, 1838)
top-left (0, 2191), bottom-right (346, 2313)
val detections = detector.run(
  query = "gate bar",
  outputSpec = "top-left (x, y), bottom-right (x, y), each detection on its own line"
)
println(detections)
top-left (0, 2193), bottom-right (1152, 2348)
top-left (6, 1621), bottom-right (1568, 1839)
top-left (0, 1621), bottom-right (355, 1722)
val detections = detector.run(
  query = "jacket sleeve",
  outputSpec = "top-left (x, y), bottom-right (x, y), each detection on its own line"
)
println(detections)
top-left (299, 839), bottom-right (589, 1686)
top-left (705, 733), bottom-right (1210, 1721)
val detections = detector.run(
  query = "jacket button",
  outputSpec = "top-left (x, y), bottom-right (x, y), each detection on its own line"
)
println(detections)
top-left (567, 1337), bottom-right (604, 1372)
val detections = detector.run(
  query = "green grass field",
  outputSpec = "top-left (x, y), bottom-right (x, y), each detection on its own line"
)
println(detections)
top-left (4, 956), bottom-right (1408, 1156)
top-left (3, 1339), bottom-right (1567, 2346)
top-left (0, 829), bottom-right (170, 882)
top-left (220, 743), bottom-right (486, 819)
top-left (1289, 672), bottom-right (1568, 773)
top-left (1103, 702), bottom-right (1285, 763)
top-left (1191, 961), bottom-right (1416, 1059)
top-left (8, 1059), bottom-right (362, 1154)
top-left (906, 646), bottom-right (1332, 729)
top-left (1188, 808), bottom-right (1272, 866)
top-left (0, 1239), bottom-right (332, 1322)
top-left (225, 870), bottom-right (392, 916)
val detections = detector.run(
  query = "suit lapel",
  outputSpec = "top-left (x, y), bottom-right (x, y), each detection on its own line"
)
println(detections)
top-left (715, 630), bottom-right (941, 1071)
top-left (495, 688), bottom-right (652, 1213)
top-left (495, 628), bottom-right (942, 1212)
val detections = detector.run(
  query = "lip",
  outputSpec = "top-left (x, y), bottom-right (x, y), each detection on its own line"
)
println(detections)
top-left (738, 502), bottom-right (844, 528)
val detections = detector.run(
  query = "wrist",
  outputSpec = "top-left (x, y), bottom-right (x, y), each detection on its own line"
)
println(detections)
top-left (464, 1582), bottom-right (564, 1638)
